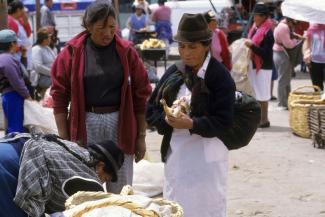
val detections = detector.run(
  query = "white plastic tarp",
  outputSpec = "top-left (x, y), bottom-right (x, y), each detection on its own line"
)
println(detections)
top-left (281, 0), bottom-right (325, 24)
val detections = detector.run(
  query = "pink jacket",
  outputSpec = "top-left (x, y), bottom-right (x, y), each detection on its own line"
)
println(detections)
top-left (50, 32), bottom-right (152, 154)
top-left (273, 20), bottom-right (299, 52)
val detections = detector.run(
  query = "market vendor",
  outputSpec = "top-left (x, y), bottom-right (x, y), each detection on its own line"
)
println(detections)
top-left (0, 133), bottom-right (124, 217)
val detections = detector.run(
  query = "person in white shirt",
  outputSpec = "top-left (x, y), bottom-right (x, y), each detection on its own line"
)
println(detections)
top-left (31, 27), bottom-right (56, 98)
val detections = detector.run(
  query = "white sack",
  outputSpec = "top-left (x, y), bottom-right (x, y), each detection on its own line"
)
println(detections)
top-left (133, 160), bottom-right (164, 197)
top-left (229, 38), bottom-right (255, 97)
top-left (24, 100), bottom-right (58, 134)
top-left (282, 0), bottom-right (325, 24)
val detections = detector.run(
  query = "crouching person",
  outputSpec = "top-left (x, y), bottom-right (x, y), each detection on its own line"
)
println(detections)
top-left (6, 134), bottom-right (124, 217)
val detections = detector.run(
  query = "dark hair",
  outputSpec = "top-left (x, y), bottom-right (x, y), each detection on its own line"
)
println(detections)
top-left (8, 0), bottom-right (24, 14)
top-left (36, 27), bottom-right (50, 45)
top-left (158, 0), bottom-right (166, 5)
top-left (82, 0), bottom-right (116, 29)
top-left (0, 42), bottom-right (15, 52)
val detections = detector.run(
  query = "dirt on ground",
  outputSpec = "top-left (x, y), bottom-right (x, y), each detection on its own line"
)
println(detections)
top-left (146, 70), bottom-right (325, 217)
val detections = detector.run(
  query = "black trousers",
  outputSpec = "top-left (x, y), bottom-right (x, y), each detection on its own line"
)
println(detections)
top-left (310, 61), bottom-right (325, 90)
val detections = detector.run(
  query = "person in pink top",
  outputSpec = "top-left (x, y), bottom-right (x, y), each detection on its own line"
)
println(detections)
top-left (273, 17), bottom-right (303, 109)
top-left (151, 0), bottom-right (172, 44)
top-left (203, 10), bottom-right (231, 71)
top-left (304, 24), bottom-right (325, 90)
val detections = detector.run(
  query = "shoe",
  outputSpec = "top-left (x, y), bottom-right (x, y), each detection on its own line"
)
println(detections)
top-left (259, 121), bottom-right (270, 128)
top-left (270, 96), bottom-right (277, 101)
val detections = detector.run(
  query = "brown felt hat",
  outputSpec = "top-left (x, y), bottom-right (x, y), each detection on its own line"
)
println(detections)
top-left (174, 13), bottom-right (212, 43)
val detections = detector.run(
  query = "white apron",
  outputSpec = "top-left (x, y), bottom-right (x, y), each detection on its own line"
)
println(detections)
top-left (163, 84), bottom-right (229, 217)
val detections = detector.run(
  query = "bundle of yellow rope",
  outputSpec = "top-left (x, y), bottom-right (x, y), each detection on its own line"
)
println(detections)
top-left (64, 186), bottom-right (183, 217)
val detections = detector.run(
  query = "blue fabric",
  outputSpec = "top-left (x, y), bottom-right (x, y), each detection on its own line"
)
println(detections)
top-left (2, 91), bottom-right (24, 134)
top-left (130, 14), bottom-right (146, 31)
top-left (155, 21), bottom-right (173, 44)
top-left (129, 14), bottom-right (147, 42)
top-left (272, 63), bottom-right (278, 81)
top-left (0, 143), bottom-right (28, 217)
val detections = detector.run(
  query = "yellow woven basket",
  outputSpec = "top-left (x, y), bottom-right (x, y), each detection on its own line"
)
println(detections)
top-left (289, 99), bottom-right (325, 138)
top-left (288, 85), bottom-right (321, 110)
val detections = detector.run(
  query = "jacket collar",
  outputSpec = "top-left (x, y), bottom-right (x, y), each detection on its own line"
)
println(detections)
top-left (197, 53), bottom-right (211, 79)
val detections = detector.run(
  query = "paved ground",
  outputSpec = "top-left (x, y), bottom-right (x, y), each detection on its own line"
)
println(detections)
top-left (145, 63), bottom-right (325, 217)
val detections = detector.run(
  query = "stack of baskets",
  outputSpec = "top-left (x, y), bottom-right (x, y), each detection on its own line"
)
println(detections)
top-left (288, 85), bottom-right (322, 138)
top-left (308, 105), bottom-right (325, 149)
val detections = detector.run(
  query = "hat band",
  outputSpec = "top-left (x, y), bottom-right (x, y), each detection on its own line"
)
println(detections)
top-left (177, 29), bottom-right (210, 38)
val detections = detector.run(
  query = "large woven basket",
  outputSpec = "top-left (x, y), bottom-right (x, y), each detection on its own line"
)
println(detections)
top-left (289, 99), bottom-right (325, 138)
top-left (308, 105), bottom-right (325, 148)
top-left (288, 85), bottom-right (321, 109)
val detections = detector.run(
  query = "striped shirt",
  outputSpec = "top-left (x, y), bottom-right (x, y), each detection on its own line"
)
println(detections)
top-left (14, 137), bottom-right (100, 217)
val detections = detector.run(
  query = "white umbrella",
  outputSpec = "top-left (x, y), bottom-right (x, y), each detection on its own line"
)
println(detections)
top-left (281, 0), bottom-right (325, 24)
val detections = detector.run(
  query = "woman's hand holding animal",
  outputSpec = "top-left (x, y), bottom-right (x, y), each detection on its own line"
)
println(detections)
top-left (165, 112), bottom-right (193, 129)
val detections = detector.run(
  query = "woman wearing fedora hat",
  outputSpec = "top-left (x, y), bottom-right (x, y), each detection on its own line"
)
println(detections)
top-left (146, 13), bottom-right (235, 217)
top-left (245, 3), bottom-right (274, 128)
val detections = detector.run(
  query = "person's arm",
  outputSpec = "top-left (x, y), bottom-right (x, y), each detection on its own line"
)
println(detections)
top-left (279, 24), bottom-right (299, 49)
top-left (250, 30), bottom-right (274, 60)
top-left (4, 59), bottom-right (30, 99)
top-left (302, 37), bottom-right (311, 64)
top-left (145, 65), bottom-right (176, 135)
top-left (189, 64), bottom-right (236, 137)
top-left (50, 47), bottom-right (72, 140)
top-left (54, 113), bottom-right (69, 140)
top-left (127, 47), bottom-right (152, 161)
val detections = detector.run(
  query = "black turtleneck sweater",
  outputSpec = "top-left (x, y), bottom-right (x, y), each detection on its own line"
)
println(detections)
top-left (84, 37), bottom-right (124, 107)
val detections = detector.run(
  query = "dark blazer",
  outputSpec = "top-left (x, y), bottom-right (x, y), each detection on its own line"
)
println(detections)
top-left (146, 57), bottom-right (236, 162)
top-left (251, 29), bottom-right (275, 70)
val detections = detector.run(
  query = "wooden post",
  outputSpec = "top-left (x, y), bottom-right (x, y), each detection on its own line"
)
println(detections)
top-left (36, 0), bottom-right (41, 30)
top-left (0, 0), bottom-right (8, 30)
top-left (113, 0), bottom-right (120, 26)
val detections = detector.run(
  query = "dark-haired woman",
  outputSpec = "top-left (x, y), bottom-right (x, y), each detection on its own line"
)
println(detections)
top-left (146, 13), bottom-right (235, 217)
top-left (50, 0), bottom-right (151, 194)
top-left (32, 27), bottom-right (56, 97)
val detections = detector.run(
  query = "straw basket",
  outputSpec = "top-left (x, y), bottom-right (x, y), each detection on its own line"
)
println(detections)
top-left (308, 105), bottom-right (325, 148)
top-left (288, 85), bottom-right (321, 109)
top-left (289, 99), bottom-right (325, 138)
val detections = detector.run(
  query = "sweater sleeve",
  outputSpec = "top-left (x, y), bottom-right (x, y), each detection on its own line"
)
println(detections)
top-left (50, 46), bottom-right (72, 114)
top-left (218, 30), bottom-right (232, 71)
top-left (276, 24), bottom-right (299, 49)
top-left (3, 58), bottom-right (30, 98)
top-left (145, 65), bottom-right (176, 135)
top-left (128, 47), bottom-right (152, 114)
top-left (189, 63), bottom-right (236, 137)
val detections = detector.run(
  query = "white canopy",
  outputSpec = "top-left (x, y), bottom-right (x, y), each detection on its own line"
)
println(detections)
top-left (281, 0), bottom-right (325, 24)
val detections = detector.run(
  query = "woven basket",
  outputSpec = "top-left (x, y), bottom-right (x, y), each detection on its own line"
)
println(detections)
top-left (289, 99), bottom-right (325, 138)
top-left (308, 105), bottom-right (325, 148)
top-left (288, 85), bottom-right (321, 109)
